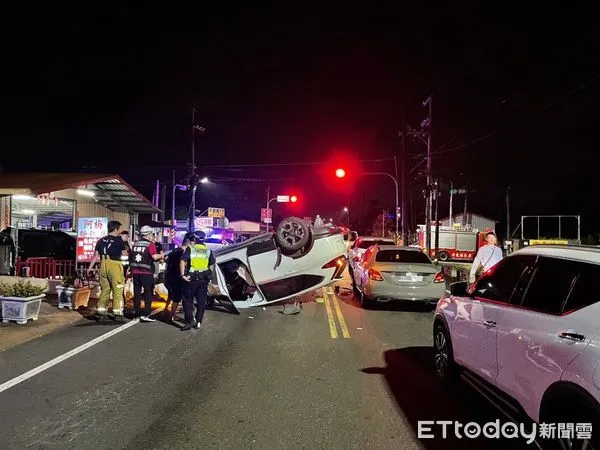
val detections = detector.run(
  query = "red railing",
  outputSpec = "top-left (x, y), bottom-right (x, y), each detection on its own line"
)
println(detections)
top-left (17, 257), bottom-right (76, 279)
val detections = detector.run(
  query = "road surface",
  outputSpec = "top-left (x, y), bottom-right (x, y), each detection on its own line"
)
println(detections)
top-left (0, 276), bottom-right (529, 449)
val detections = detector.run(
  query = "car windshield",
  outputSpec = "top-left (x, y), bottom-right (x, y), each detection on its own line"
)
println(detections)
top-left (357, 239), bottom-right (394, 249)
top-left (375, 250), bottom-right (431, 264)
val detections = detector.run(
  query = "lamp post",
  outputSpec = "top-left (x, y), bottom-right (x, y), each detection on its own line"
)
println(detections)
top-left (362, 172), bottom-right (399, 239)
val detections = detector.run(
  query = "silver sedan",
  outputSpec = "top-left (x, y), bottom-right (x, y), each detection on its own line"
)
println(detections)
top-left (352, 245), bottom-right (446, 308)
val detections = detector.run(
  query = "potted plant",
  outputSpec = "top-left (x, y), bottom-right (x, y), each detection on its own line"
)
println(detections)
top-left (56, 275), bottom-right (91, 310)
top-left (0, 279), bottom-right (46, 324)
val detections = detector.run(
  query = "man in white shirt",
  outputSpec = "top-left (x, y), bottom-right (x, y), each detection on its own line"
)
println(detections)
top-left (469, 232), bottom-right (503, 283)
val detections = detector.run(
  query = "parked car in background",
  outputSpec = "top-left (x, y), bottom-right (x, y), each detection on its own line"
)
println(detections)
top-left (17, 228), bottom-right (76, 261)
top-left (352, 245), bottom-right (445, 308)
top-left (348, 236), bottom-right (395, 272)
top-left (433, 245), bottom-right (600, 449)
top-left (209, 217), bottom-right (347, 312)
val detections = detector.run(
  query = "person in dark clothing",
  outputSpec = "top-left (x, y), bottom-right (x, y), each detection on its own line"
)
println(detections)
top-left (120, 231), bottom-right (131, 278)
top-left (87, 221), bottom-right (127, 319)
top-left (162, 236), bottom-right (192, 323)
top-left (0, 227), bottom-right (16, 276)
top-left (179, 231), bottom-right (215, 331)
top-left (130, 225), bottom-right (164, 322)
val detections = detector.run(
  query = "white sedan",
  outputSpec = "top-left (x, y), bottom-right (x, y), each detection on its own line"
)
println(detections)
top-left (208, 217), bottom-right (348, 312)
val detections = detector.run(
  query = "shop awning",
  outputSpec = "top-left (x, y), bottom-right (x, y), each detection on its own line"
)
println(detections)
top-left (0, 172), bottom-right (160, 215)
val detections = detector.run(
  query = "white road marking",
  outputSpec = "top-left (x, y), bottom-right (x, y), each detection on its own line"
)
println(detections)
top-left (0, 306), bottom-right (164, 394)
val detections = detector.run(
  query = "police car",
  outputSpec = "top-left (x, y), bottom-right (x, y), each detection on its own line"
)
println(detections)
top-left (208, 217), bottom-right (347, 312)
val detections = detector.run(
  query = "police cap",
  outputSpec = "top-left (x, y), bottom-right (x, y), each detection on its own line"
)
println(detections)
top-left (194, 230), bottom-right (206, 241)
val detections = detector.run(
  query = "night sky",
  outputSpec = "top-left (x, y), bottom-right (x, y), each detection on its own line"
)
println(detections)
top-left (1, 5), bottom-right (599, 237)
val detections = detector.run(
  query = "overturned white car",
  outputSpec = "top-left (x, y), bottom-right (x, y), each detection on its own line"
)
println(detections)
top-left (207, 217), bottom-right (347, 312)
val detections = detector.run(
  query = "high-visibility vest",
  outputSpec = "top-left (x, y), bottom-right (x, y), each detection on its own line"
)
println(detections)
top-left (189, 243), bottom-right (210, 272)
top-left (130, 239), bottom-right (154, 272)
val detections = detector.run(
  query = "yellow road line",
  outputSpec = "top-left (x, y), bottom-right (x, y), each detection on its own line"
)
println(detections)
top-left (332, 296), bottom-right (351, 339)
top-left (323, 290), bottom-right (338, 339)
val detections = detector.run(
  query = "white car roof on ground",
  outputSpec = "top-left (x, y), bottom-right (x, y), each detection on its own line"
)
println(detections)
top-left (511, 245), bottom-right (600, 264)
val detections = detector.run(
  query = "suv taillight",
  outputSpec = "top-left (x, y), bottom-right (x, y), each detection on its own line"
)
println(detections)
top-left (433, 272), bottom-right (445, 283)
top-left (322, 256), bottom-right (347, 279)
top-left (368, 268), bottom-right (384, 281)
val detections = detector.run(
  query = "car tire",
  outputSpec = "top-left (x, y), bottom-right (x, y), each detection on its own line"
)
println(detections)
top-left (540, 390), bottom-right (600, 449)
top-left (275, 217), bottom-right (311, 254)
top-left (433, 322), bottom-right (458, 383)
top-left (436, 251), bottom-right (450, 262)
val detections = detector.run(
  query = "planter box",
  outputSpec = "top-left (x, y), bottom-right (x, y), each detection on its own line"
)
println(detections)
top-left (56, 286), bottom-right (91, 310)
top-left (0, 294), bottom-right (45, 324)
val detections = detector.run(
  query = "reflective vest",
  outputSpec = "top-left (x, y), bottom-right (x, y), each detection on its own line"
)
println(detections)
top-left (189, 243), bottom-right (210, 272)
top-left (130, 239), bottom-right (154, 272)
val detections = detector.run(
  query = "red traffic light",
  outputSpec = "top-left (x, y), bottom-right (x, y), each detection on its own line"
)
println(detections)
top-left (335, 168), bottom-right (346, 178)
top-left (290, 195), bottom-right (298, 203)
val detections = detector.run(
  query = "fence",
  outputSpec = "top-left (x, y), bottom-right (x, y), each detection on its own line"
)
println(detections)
top-left (16, 257), bottom-right (76, 279)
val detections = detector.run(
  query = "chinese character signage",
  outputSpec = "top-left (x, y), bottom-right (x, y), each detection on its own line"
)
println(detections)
top-left (195, 216), bottom-right (214, 228)
top-left (77, 217), bottom-right (108, 262)
top-left (261, 208), bottom-right (272, 224)
top-left (207, 207), bottom-right (225, 218)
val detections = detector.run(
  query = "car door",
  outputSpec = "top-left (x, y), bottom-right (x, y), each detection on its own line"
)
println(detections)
top-left (495, 257), bottom-right (600, 421)
top-left (451, 255), bottom-right (534, 384)
top-left (354, 247), bottom-right (375, 288)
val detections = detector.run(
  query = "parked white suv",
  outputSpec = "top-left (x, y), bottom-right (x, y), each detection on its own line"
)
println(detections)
top-left (433, 245), bottom-right (600, 448)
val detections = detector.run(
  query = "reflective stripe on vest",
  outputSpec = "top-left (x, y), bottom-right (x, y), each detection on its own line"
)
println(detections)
top-left (130, 240), bottom-right (153, 271)
top-left (189, 244), bottom-right (210, 272)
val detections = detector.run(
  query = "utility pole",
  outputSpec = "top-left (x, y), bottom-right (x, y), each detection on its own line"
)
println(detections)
top-left (265, 186), bottom-right (270, 233)
top-left (188, 107), bottom-right (205, 232)
top-left (401, 117), bottom-right (408, 245)
top-left (449, 181), bottom-right (454, 225)
top-left (153, 179), bottom-right (160, 222)
top-left (172, 170), bottom-right (176, 223)
top-left (506, 185), bottom-right (511, 240)
top-left (462, 182), bottom-right (468, 227)
top-left (160, 183), bottom-right (166, 223)
top-left (424, 95), bottom-right (433, 256)
top-left (434, 180), bottom-right (439, 258)
top-left (394, 155), bottom-right (399, 241)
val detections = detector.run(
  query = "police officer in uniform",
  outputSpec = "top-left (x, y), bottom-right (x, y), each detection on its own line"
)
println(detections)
top-left (179, 231), bottom-right (215, 331)
top-left (130, 225), bottom-right (164, 322)
top-left (87, 221), bottom-right (127, 320)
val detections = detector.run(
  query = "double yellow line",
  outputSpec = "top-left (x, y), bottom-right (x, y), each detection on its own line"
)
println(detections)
top-left (323, 287), bottom-right (351, 339)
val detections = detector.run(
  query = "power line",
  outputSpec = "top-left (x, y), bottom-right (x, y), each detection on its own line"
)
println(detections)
top-left (433, 74), bottom-right (600, 157)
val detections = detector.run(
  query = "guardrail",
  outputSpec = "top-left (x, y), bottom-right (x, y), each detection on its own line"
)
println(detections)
top-left (16, 257), bottom-right (76, 279)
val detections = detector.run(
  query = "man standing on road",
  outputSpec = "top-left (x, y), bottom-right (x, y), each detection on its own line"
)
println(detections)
top-left (130, 225), bottom-right (164, 322)
top-left (469, 232), bottom-right (503, 283)
top-left (87, 221), bottom-right (127, 320)
top-left (179, 231), bottom-right (215, 331)
top-left (163, 234), bottom-right (192, 323)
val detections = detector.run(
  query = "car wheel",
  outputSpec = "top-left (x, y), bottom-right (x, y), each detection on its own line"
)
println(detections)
top-left (275, 217), bottom-right (311, 254)
top-left (433, 323), bottom-right (458, 383)
top-left (436, 251), bottom-right (450, 261)
top-left (540, 391), bottom-right (600, 450)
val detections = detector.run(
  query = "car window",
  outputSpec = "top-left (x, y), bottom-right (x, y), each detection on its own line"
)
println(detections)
top-left (520, 257), bottom-right (580, 315)
top-left (357, 239), bottom-right (395, 249)
top-left (563, 262), bottom-right (600, 313)
top-left (471, 255), bottom-right (535, 303)
top-left (375, 250), bottom-right (431, 264)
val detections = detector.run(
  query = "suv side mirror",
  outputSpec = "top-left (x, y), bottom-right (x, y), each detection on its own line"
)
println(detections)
top-left (449, 281), bottom-right (469, 297)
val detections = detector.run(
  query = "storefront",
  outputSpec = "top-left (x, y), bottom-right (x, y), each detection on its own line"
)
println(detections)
top-left (0, 172), bottom-right (160, 276)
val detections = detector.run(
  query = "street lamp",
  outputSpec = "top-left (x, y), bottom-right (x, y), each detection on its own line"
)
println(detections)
top-left (334, 168), bottom-right (399, 239)
top-left (200, 177), bottom-right (209, 184)
top-left (343, 207), bottom-right (349, 227)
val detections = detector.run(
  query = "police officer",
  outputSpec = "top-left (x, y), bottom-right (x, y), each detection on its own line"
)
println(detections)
top-left (130, 225), bottom-right (164, 322)
top-left (179, 231), bottom-right (215, 331)
top-left (87, 221), bottom-right (127, 320)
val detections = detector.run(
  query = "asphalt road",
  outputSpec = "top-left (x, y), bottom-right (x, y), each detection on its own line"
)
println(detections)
top-left (0, 274), bottom-right (531, 450)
